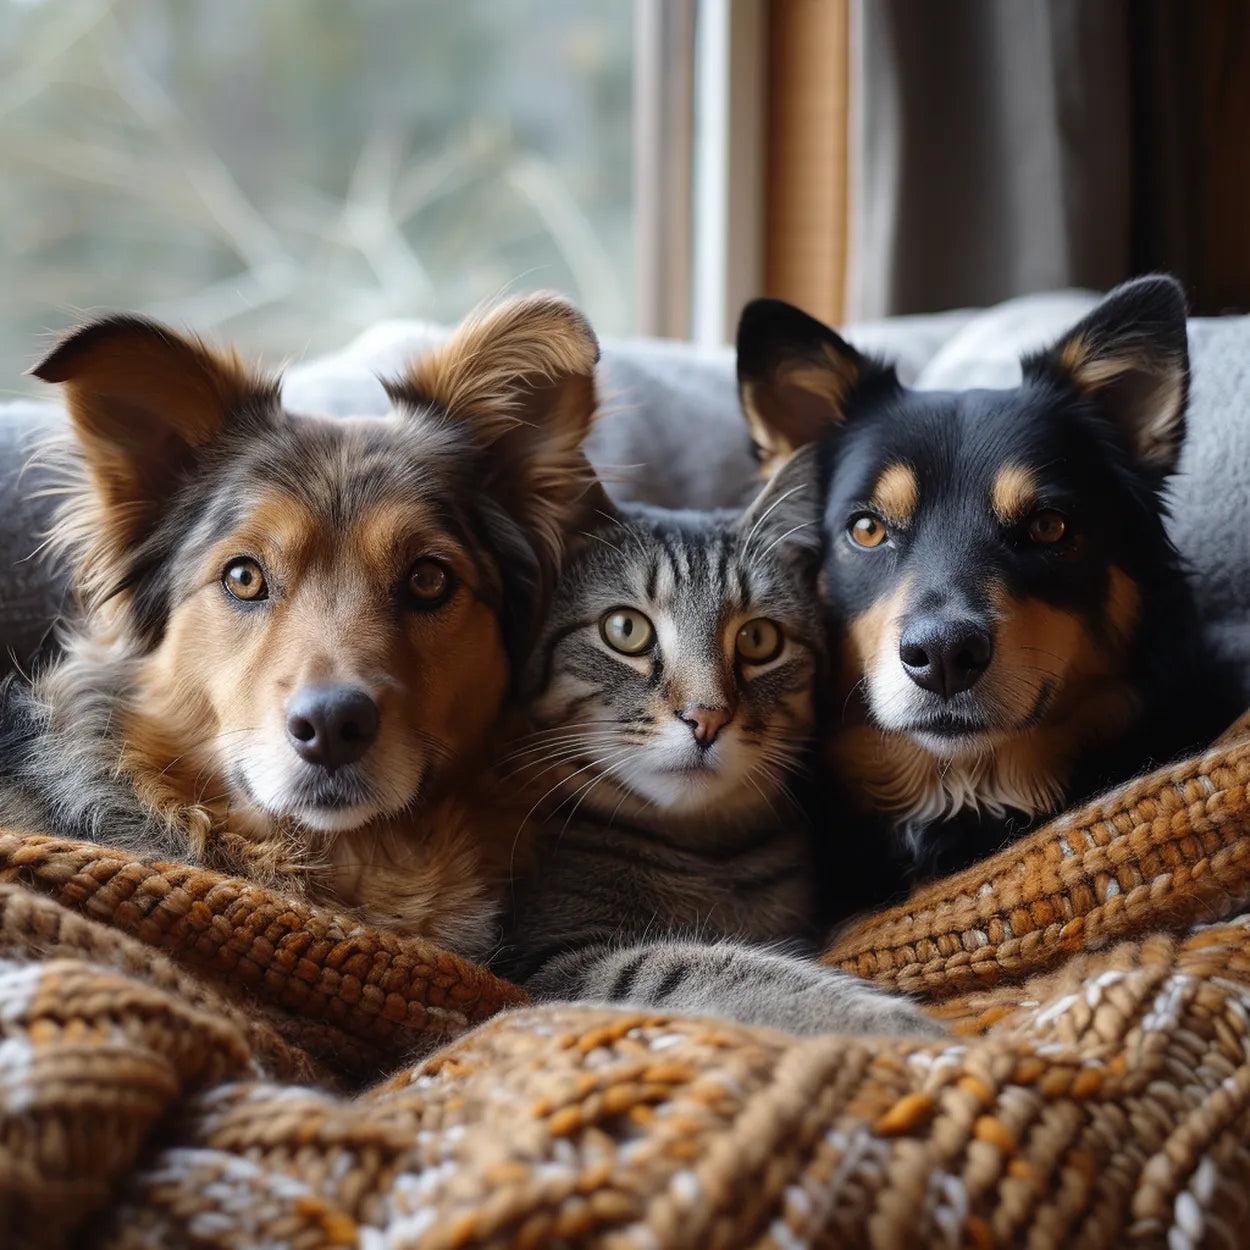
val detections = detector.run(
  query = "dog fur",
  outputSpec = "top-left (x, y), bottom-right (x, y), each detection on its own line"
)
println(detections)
top-left (736, 276), bottom-right (1238, 895)
top-left (0, 294), bottom-right (600, 957)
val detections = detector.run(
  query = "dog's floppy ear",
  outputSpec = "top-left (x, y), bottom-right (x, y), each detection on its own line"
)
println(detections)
top-left (736, 443), bottom-right (826, 567)
top-left (31, 315), bottom-right (276, 531)
top-left (1024, 275), bottom-right (1189, 476)
top-left (31, 316), bottom-right (277, 596)
top-left (386, 292), bottom-right (601, 573)
top-left (736, 298), bottom-right (893, 477)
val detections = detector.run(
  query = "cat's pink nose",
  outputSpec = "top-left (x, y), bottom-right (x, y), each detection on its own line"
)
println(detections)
top-left (679, 704), bottom-right (733, 745)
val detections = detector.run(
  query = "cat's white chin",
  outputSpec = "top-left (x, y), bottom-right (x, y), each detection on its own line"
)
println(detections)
top-left (635, 766), bottom-right (721, 808)
top-left (616, 732), bottom-right (770, 818)
top-left (626, 765), bottom-right (776, 823)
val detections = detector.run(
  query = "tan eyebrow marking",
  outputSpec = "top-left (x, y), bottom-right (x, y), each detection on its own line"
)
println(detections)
top-left (870, 463), bottom-right (919, 528)
top-left (991, 464), bottom-right (1039, 525)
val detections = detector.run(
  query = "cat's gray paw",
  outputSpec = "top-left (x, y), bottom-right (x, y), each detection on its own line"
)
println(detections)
top-left (788, 968), bottom-right (947, 1039)
top-left (832, 982), bottom-right (947, 1039)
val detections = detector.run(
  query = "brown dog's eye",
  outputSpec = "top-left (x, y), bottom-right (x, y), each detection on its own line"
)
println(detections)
top-left (223, 558), bottom-right (267, 601)
top-left (407, 558), bottom-right (452, 607)
top-left (848, 514), bottom-right (888, 549)
top-left (1028, 510), bottom-right (1067, 544)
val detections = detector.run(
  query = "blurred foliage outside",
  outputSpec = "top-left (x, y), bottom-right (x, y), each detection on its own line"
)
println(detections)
top-left (0, 0), bottom-right (633, 393)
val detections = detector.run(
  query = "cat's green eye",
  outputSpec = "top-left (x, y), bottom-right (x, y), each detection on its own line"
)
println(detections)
top-left (736, 617), bottom-right (783, 664)
top-left (600, 608), bottom-right (655, 655)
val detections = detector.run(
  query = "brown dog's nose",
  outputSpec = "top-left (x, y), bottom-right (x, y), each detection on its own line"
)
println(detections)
top-left (286, 684), bottom-right (380, 770)
top-left (679, 704), bottom-right (733, 746)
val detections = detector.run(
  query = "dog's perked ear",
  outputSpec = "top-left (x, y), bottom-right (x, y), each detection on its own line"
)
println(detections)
top-left (385, 292), bottom-right (601, 574)
top-left (31, 316), bottom-right (276, 530)
top-left (736, 443), bottom-right (826, 569)
top-left (735, 298), bottom-right (893, 477)
top-left (1024, 274), bottom-right (1190, 477)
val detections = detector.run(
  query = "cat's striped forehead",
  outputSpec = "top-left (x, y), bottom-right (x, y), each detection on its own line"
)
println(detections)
top-left (563, 505), bottom-right (813, 620)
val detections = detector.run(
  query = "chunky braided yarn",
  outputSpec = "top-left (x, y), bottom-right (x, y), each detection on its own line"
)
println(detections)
top-left (3, 718), bottom-right (1250, 1247)
top-left (822, 732), bottom-right (1250, 998)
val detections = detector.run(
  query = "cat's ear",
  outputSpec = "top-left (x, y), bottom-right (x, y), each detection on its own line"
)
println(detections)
top-left (736, 298), bottom-right (894, 478)
top-left (384, 292), bottom-right (601, 576)
top-left (1023, 275), bottom-right (1189, 477)
top-left (736, 443), bottom-right (825, 564)
top-left (559, 474), bottom-right (620, 561)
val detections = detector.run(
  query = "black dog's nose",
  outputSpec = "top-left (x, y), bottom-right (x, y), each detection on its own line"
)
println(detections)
top-left (899, 618), bottom-right (993, 699)
top-left (286, 684), bottom-right (380, 770)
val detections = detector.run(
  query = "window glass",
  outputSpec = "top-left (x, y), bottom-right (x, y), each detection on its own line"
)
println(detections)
top-left (0, 0), bottom-right (633, 388)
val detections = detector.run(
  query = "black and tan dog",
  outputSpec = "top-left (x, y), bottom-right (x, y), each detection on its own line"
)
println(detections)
top-left (737, 276), bottom-right (1237, 891)
top-left (0, 294), bottom-right (599, 955)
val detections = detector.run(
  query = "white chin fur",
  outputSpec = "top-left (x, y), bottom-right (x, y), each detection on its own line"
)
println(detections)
top-left (907, 730), bottom-right (998, 761)
top-left (234, 749), bottom-right (401, 835)
top-left (867, 663), bottom-right (1035, 761)
top-left (625, 732), bottom-right (780, 818)
top-left (629, 767), bottom-right (724, 811)
top-left (244, 778), bottom-right (389, 834)
top-left (285, 802), bottom-right (386, 834)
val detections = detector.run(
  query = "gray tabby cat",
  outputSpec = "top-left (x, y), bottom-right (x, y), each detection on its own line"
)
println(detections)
top-left (497, 449), bottom-right (942, 1038)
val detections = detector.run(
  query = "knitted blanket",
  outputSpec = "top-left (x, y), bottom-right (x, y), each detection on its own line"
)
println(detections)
top-left (4, 721), bottom-right (1250, 1249)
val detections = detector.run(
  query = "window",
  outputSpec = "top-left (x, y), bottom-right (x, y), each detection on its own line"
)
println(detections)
top-left (0, 0), bottom-right (633, 386)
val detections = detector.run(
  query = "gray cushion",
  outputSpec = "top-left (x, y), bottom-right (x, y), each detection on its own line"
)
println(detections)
top-left (3, 294), bottom-right (1248, 688)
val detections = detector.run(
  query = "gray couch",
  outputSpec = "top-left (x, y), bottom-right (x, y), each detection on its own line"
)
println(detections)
top-left (3, 291), bottom-right (1249, 690)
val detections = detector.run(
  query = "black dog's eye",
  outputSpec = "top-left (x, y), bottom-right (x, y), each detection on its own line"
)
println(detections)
top-left (1027, 510), bottom-right (1068, 545)
top-left (223, 557), bottom-right (268, 602)
top-left (406, 558), bottom-right (454, 608)
top-left (847, 513), bottom-right (889, 549)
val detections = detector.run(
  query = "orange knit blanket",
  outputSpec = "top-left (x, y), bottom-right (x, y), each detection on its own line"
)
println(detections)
top-left (3, 717), bottom-right (1250, 1248)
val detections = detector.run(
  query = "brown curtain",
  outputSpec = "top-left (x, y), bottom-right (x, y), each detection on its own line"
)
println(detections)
top-left (846, 0), bottom-right (1250, 319)
top-left (764, 0), bottom-right (851, 327)
top-left (1129, 1), bottom-right (1250, 314)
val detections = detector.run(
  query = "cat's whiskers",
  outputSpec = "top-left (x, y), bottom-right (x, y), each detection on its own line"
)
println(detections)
top-left (506, 745), bottom-right (636, 889)
top-left (554, 747), bottom-right (641, 837)
top-left (498, 731), bottom-right (623, 769)
top-left (740, 766), bottom-right (785, 825)
top-left (751, 520), bottom-right (817, 566)
top-left (747, 759), bottom-right (801, 814)
top-left (501, 721), bottom-right (624, 752)
top-left (514, 746), bottom-right (638, 840)
top-left (499, 741), bottom-right (626, 786)
top-left (608, 754), bottom-right (658, 820)
top-left (580, 530), bottom-right (627, 557)
top-left (742, 482), bottom-right (807, 551)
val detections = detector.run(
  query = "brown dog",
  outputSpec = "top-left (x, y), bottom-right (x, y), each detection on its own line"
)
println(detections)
top-left (0, 295), bottom-right (600, 955)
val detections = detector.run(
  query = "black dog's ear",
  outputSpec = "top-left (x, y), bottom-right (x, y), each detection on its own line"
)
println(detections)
top-left (1024, 275), bottom-right (1189, 476)
top-left (736, 443), bottom-right (825, 566)
top-left (736, 298), bottom-right (893, 478)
